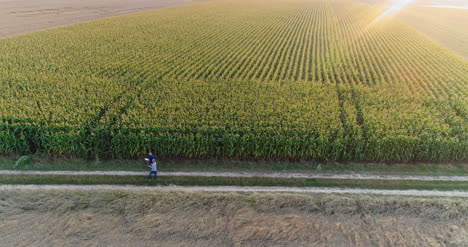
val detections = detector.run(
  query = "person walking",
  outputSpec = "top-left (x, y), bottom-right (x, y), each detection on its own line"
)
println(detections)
top-left (147, 152), bottom-right (155, 166)
top-left (148, 158), bottom-right (158, 179)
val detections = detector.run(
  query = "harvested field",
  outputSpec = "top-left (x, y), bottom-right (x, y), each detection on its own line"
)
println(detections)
top-left (357, 0), bottom-right (468, 58)
top-left (0, 0), bottom-right (201, 38)
top-left (397, 5), bottom-right (468, 59)
top-left (0, 190), bottom-right (467, 246)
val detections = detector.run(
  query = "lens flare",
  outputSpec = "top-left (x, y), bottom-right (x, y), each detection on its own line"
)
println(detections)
top-left (370, 0), bottom-right (413, 25)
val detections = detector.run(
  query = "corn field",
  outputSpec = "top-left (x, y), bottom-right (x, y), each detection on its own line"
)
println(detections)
top-left (0, 0), bottom-right (466, 161)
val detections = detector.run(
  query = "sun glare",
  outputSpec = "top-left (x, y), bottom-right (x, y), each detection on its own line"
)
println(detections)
top-left (370, 0), bottom-right (414, 25)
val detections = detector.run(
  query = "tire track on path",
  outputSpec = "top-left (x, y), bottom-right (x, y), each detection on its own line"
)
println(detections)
top-left (1, 184), bottom-right (466, 197)
top-left (1, 170), bottom-right (467, 181)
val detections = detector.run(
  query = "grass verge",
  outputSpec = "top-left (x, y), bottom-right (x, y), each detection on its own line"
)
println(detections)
top-left (1, 157), bottom-right (467, 176)
top-left (1, 174), bottom-right (467, 191)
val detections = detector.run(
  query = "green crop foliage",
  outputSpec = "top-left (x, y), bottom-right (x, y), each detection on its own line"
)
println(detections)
top-left (0, 0), bottom-right (466, 161)
top-left (14, 155), bottom-right (32, 167)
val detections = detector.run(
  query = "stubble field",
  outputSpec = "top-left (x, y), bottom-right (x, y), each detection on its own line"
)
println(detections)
top-left (1, 190), bottom-right (467, 246)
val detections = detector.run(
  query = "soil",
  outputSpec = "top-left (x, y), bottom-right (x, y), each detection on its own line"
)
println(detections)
top-left (0, 0), bottom-right (204, 38)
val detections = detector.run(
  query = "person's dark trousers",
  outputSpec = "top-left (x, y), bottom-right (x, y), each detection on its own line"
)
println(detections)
top-left (148, 171), bottom-right (158, 179)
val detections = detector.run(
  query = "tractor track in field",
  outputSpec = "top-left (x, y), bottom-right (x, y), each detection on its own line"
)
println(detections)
top-left (0, 170), bottom-right (467, 181)
top-left (0, 184), bottom-right (467, 197)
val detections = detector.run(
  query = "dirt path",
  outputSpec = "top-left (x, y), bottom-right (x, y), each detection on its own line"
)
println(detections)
top-left (1, 170), bottom-right (467, 181)
top-left (0, 0), bottom-right (205, 38)
top-left (0, 184), bottom-right (467, 197)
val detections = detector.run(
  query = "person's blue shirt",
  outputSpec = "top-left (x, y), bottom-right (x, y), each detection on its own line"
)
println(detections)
top-left (148, 154), bottom-right (154, 165)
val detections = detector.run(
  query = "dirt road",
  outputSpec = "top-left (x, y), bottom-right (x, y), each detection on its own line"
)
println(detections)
top-left (0, 0), bottom-right (202, 38)
top-left (1, 170), bottom-right (466, 181)
top-left (1, 184), bottom-right (467, 197)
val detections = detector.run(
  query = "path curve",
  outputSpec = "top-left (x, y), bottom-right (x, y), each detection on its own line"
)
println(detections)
top-left (0, 184), bottom-right (467, 197)
top-left (1, 170), bottom-right (467, 181)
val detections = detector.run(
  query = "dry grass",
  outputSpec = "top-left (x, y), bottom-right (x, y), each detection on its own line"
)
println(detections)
top-left (1, 190), bottom-right (467, 246)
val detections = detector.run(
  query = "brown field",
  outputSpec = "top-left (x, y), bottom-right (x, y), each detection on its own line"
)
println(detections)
top-left (0, 0), bottom-right (201, 38)
top-left (356, 0), bottom-right (468, 59)
top-left (396, 5), bottom-right (468, 59)
top-left (1, 190), bottom-right (467, 246)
